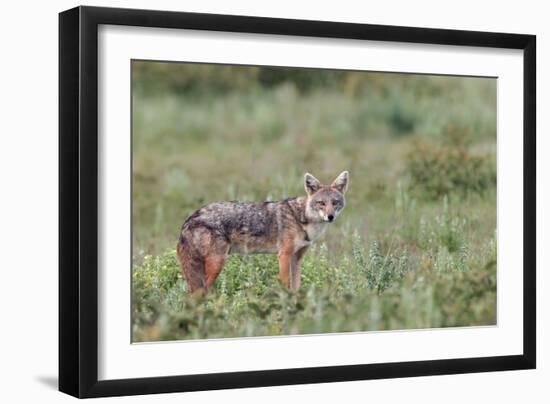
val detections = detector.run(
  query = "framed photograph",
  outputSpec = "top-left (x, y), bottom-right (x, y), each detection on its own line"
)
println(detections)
top-left (59, 6), bottom-right (536, 398)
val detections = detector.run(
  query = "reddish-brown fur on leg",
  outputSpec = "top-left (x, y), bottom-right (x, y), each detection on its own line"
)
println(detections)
top-left (278, 240), bottom-right (295, 288)
top-left (278, 253), bottom-right (291, 287)
top-left (177, 227), bottom-right (231, 294)
top-left (204, 255), bottom-right (227, 289)
top-left (177, 241), bottom-right (206, 293)
top-left (290, 246), bottom-right (308, 290)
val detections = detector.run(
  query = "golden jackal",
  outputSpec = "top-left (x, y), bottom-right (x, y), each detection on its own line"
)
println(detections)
top-left (177, 171), bottom-right (349, 292)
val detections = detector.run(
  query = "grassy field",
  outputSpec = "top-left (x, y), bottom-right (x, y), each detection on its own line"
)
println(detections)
top-left (131, 62), bottom-right (497, 342)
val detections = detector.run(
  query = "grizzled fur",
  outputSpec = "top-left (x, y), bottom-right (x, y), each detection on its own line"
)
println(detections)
top-left (177, 171), bottom-right (349, 293)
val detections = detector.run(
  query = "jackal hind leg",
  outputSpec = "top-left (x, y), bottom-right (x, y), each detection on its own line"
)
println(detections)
top-left (201, 234), bottom-right (230, 290)
top-left (205, 254), bottom-right (228, 290)
top-left (177, 241), bottom-right (206, 293)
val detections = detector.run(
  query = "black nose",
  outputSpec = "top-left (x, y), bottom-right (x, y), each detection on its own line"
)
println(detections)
top-left (328, 214), bottom-right (334, 222)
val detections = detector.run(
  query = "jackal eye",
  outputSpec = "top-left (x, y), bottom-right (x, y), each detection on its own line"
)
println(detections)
top-left (316, 201), bottom-right (326, 207)
top-left (332, 200), bottom-right (340, 206)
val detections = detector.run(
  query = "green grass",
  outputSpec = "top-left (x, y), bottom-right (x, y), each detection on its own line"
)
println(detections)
top-left (131, 62), bottom-right (497, 341)
top-left (132, 205), bottom-right (497, 341)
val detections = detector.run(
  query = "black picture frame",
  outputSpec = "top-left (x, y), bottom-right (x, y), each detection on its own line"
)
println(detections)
top-left (59, 5), bottom-right (536, 398)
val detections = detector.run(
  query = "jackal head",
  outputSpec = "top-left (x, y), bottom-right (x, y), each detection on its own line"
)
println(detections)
top-left (304, 171), bottom-right (349, 223)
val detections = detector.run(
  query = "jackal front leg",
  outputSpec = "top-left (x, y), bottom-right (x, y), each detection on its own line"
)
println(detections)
top-left (290, 246), bottom-right (309, 290)
top-left (278, 252), bottom-right (291, 288)
top-left (278, 239), bottom-right (296, 288)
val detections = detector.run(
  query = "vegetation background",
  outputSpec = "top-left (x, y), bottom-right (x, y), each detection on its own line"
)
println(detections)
top-left (131, 61), bottom-right (497, 342)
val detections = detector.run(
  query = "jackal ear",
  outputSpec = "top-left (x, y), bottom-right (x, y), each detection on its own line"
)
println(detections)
top-left (332, 171), bottom-right (349, 194)
top-left (304, 173), bottom-right (321, 195)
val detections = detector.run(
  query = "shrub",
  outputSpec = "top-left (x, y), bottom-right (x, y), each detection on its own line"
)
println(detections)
top-left (352, 234), bottom-right (409, 294)
top-left (405, 130), bottom-right (496, 199)
top-left (418, 196), bottom-right (467, 253)
top-left (388, 99), bottom-right (418, 135)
